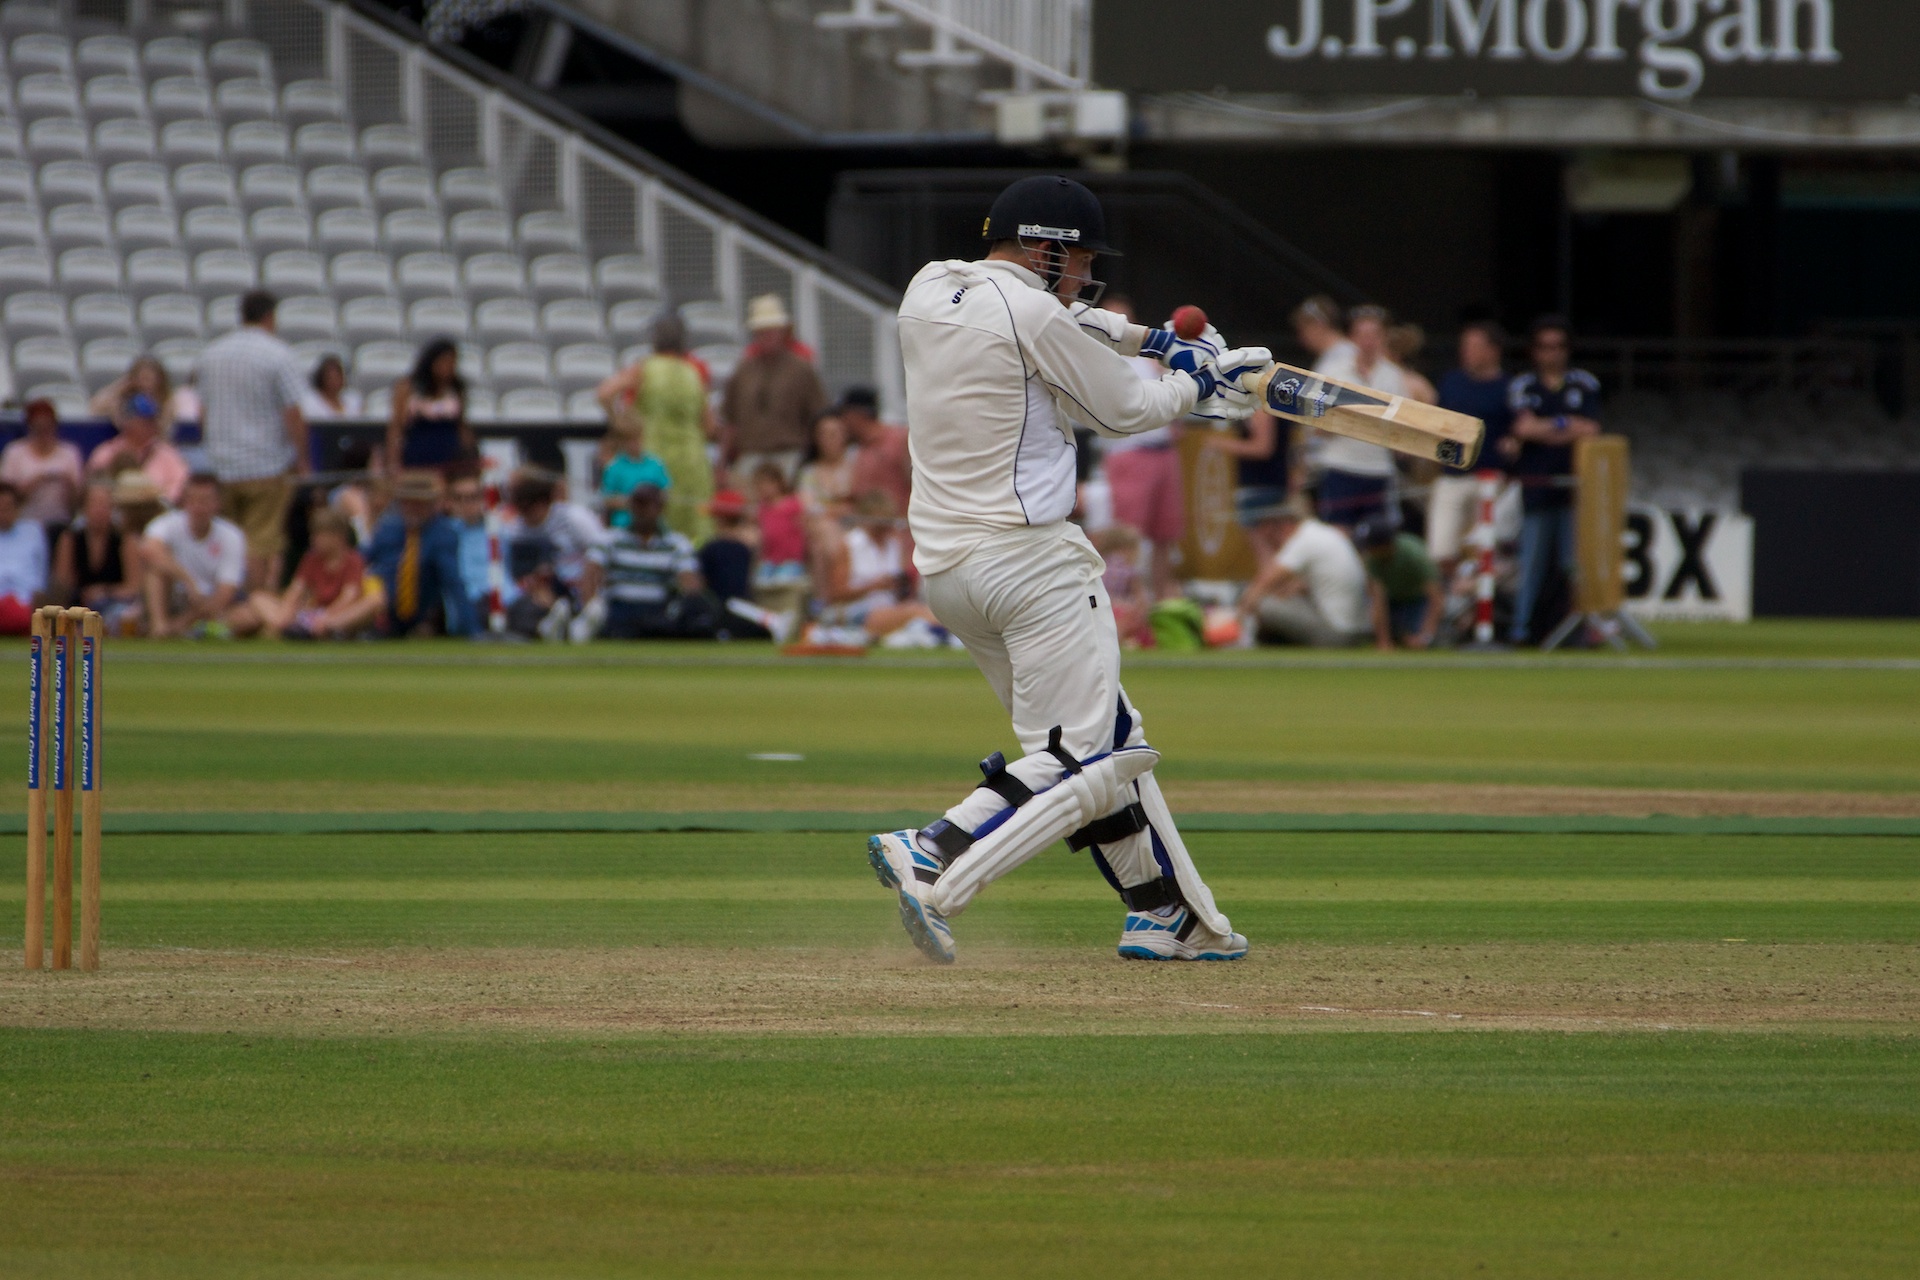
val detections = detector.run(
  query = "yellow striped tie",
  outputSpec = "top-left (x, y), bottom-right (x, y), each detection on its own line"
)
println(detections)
top-left (396, 531), bottom-right (420, 620)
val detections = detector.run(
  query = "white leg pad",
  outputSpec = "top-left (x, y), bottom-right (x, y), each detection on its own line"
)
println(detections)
top-left (928, 746), bottom-right (1160, 918)
top-left (1133, 771), bottom-right (1233, 938)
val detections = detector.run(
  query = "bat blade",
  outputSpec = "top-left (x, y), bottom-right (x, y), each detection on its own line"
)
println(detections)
top-left (1251, 361), bottom-right (1484, 469)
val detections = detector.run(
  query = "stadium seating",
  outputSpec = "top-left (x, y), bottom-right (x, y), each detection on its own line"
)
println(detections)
top-left (0, 1), bottom-right (719, 421)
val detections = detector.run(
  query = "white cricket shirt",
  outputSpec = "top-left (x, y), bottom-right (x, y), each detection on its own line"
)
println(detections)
top-left (897, 258), bottom-right (1198, 575)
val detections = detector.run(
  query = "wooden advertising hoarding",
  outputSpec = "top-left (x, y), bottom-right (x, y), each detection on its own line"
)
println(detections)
top-left (1574, 434), bottom-right (1631, 613)
top-left (1176, 429), bottom-right (1260, 582)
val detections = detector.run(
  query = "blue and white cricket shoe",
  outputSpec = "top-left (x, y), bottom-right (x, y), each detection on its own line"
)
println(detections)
top-left (1118, 908), bottom-right (1248, 961)
top-left (867, 830), bottom-right (956, 965)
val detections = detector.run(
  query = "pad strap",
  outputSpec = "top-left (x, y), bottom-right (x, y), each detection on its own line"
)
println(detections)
top-left (1065, 801), bottom-right (1149, 852)
top-left (1043, 726), bottom-right (1083, 776)
top-left (921, 819), bottom-right (973, 864)
top-left (977, 751), bottom-right (1034, 807)
top-left (1119, 875), bottom-right (1182, 913)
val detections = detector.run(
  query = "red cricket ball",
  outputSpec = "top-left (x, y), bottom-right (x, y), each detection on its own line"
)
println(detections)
top-left (1170, 305), bottom-right (1208, 340)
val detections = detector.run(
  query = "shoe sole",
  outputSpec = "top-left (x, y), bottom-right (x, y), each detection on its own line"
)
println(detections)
top-left (1117, 944), bottom-right (1246, 962)
top-left (867, 835), bottom-right (955, 965)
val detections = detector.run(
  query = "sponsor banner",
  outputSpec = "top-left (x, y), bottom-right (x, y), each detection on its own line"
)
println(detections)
top-left (1623, 505), bottom-right (1752, 622)
top-left (1094, 1), bottom-right (1916, 103)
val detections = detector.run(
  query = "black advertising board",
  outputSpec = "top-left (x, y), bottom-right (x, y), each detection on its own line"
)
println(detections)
top-left (1094, 1), bottom-right (1920, 102)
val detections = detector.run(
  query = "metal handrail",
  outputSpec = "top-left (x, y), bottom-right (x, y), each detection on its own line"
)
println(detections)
top-left (871, 0), bottom-right (1089, 90)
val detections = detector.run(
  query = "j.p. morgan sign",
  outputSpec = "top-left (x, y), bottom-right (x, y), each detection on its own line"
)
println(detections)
top-left (1094, 1), bottom-right (1918, 102)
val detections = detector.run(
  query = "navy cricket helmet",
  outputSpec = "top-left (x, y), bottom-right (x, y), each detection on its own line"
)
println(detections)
top-left (982, 176), bottom-right (1120, 256)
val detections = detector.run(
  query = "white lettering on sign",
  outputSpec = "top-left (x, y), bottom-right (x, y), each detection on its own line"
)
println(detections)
top-left (1264, 0), bottom-right (1840, 99)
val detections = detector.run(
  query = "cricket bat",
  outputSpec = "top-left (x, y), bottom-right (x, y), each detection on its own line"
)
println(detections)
top-left (1169, 306), bottom-right (1485, 469)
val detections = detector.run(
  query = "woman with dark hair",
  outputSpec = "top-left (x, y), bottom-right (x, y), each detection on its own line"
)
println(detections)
top-left (302, 353), bottom-right (363, 420)
top-left (386, 337), bottom-right (471, 472)
top-left (595, 314), bottom-right (716, 542)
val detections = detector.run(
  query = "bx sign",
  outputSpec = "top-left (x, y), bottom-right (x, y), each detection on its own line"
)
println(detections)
top-left (1622, 506), bottom-right (1753, 622)
top-left (1094, 1), bottom-right (1917, 102)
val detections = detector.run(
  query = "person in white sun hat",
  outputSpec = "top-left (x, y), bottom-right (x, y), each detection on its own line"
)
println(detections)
top-left (865, 175), bottom-right (1271, 964)
top-left (720, 293), bottom-right (827, 491)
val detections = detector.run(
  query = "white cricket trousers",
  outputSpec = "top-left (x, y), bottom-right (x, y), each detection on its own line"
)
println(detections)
top-left (924, 521), bottom-right (1132, 768)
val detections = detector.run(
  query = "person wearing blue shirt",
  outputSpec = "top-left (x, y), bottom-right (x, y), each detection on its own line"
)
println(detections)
top-left (1506, 317), bottom-right (1602, 644)
top-left (365, 471), bottom-right (476, 637)
top-left (1426, 321), bottom-right (1516, 579)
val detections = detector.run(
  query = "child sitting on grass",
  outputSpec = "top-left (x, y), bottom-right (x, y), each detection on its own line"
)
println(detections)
top-left (239, 507), bottom-right (384, 639)
top-left (1093, 523), bottom-right (1152, 647)
top-left (751, 463), bottom-right (808, 588)
top-left (598, 421), bottom-right (672, 529)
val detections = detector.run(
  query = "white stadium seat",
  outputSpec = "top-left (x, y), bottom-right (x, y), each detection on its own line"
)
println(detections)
top-left (486, 341), bottom-right (550, 392)
top-left (0, 244), bottom-right (53, 289)
top-left (70, 291), bottom-right (134, 341)
top-left (274, 295), bottom-right (338, 343)
top-left (26, 116), bottom-right (89, 161)
top-left (92, 117), bottom-right (156, 164)
top-left (449, 208), bottom-right (511, 256)
top-left (228, 120), bottom-right (290, 166)
top-left (160, 119), bottom-right (224, 166)
top-left (172, 162), bottom-right (237, 212)
top-left (395, 250), bottom-right (459, 301)
top-left (150, 336), bottom-right (203, 384)
top-left (148, 75), bottom-right (212, 125)
top-left (595, 253), bottom-right (661, 303)
top-left (328, 249), bottom-right (392, 300)
top-left (0, 121), bottom-right (23, 160)
top-left (565, 389), bottom-right (604, 423)
top-left (293, 121), bottom-right (354, 169)
top-left (114, 203), bottom-right (178, 249)
top-left (382, 207), bottom-right (443, 254)
top-left (138, 292), bottom-right (203, 341)
top-left (518, 211), bottom-right (583, 255)
top-left (238, 162), bottom-right (301, 211)
top-left (104, 159), bottom-right (167, 208)
top-left (408, 297), bottom-right (469, 342)
top-left (46, 202), bottom-right (110, 250)
top-left (214, 78), bottom-right (276, 125)
top-left (437, 167), bottom-right (500, 213)
top-left (340, 295), bottom-right (404, 344)
top-left (204, 293), bottom-right (239, 335)
top-left (463, 388), bottom-right (497, 423)
top-left (474, 297), bottom-right (538, 343)
top-left (81, 74), bottom-right (143, 122)
top-left (125, 247), bottom-right (189, 300)
top-left (79, 334), bottom-right (139, 391)
top-left (25, 382), bottom-right (91, 418)
top-left (681, 300), bottom-right (743, 346)
top-left (12, 334), bottom-right (80, 384)
top-left (289, 339), bottom-right (341, 375)
top-left (182, 204), bottom-right (246, 252)
top-left (372, 164), bottom-right (435, 213)
top-left (359, 125), bottom-right (423, 167)
top-left (16, 71), bottom-right (80, 123)
top-left (461, 251), bottom-right (525, 302)
top-left (11, 31), bottom-right (71, 75)
top-left (350, 339), bottom-right (413, 392)
top-left (56, 245), bottom-right (119, 294)
top-left (609, 299), bottom-right (665, 345)
top-left (553, 343), bottom-right (615, 393)
top-left (305, 163), bottom-right (369, 213)
top-left (529, 253), bottom-right (591, 303)
top-left (3, 289), bottom-right (67, 336)
top-left (361, 385), bottom-right (392, 420)
top-left (0, 159), bottom-right (35, 203)
top-left (280, 80), bottom-right (344, 126)
top-left (191, 247), bottom-right (256, 296)
top-left (39, 159), bottom-right (103, 207)
top-left (543, 299), bottom-right (607, 344)
top-left (260, 248), bottom-right (326, 297)
top-left (142, 36), bottom-right (205, 80)
top-left (499, 387), bottom-right (562, 422)
top-left (694, 342), bottom-right (743, 385)
top-left (249, 205), bottom-right (312, 252)
top-left (76, 35), bottom-right (138, 80)
top-left (209, 39), bottom-right (272, 84)
top-left (0, 200), bottom-right (41, 247)
top-left (316, 206), bottom-right (379, 254)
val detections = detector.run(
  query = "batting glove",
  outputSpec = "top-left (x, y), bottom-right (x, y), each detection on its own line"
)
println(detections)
top-left (1187, 347), bottom-right (1272, 421)
top-left (1141, 321), bottom-right (1224, 374)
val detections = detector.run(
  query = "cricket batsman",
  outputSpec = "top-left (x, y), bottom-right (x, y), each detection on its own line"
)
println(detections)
top-left (867, 175), bottom-right (1270, 964)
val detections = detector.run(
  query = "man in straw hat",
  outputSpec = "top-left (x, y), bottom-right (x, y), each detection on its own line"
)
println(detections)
top-left (365, 470), bottom-right (474, 637)
top-left (720, 293), bottom-right (827, 491)
top-left (864, 175), bottom-right (1272, 964)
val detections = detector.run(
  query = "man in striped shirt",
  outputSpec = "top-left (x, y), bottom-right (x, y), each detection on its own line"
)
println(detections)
top-left (197, 290), bottom-right (310, 589)
top-left (588, 485), bottom-right (713, 639)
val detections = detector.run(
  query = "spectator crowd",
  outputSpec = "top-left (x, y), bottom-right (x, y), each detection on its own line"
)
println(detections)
top-left (0, 287), bottom-right (1596, 650)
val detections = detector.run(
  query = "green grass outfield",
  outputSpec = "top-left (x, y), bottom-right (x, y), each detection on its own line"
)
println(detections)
top-left (2, 623), bottom-right (1917, 1276)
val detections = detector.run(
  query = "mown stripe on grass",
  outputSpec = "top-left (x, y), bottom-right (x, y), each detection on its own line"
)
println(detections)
top-left (6, 811), bottom-right (1917, 836)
